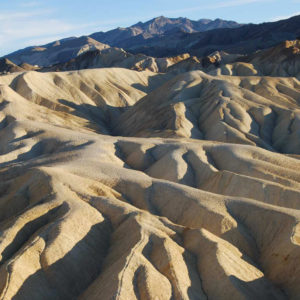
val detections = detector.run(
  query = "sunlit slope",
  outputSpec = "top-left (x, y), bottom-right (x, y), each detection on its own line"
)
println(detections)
top-left (116, 71), bottom-right (300, 154)
top-left (0, 68), bottom-right (169, 134)
top-left (0, 68), bottom-right (299, 299)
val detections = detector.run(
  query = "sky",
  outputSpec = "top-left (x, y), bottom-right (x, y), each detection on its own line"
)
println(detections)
top-left (0, 0), bottom-right (299, 56)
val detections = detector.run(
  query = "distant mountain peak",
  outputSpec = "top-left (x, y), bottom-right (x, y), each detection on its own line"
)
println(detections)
top-left (153, 15), bottom-right (167, 20)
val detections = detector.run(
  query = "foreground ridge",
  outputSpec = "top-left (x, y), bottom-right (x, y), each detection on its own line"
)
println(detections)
top-left (0, 68), bottom-right (299, 299)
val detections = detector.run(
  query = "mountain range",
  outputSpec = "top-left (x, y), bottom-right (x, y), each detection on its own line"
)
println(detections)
top-left (2, 15), bottom-right (300, 68)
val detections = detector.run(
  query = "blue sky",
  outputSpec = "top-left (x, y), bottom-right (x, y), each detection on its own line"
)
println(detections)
top-left (0, 0), bottom-right (299, 56)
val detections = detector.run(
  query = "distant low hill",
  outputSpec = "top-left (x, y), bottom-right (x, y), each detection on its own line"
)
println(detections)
top-left (3, 37), bottom-right (110, 67)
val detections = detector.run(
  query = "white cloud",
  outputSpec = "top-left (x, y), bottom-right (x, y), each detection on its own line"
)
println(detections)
top-left (0, 4), bottom-right (140, 56)
top-left (0, 8), bottom-right (98, 56)
top-left (1, 20), bottom-right (76, 40)
top-left (0, 9), bottom-right (53, 21)
top-left (271, 11), bottom-right (300, 21)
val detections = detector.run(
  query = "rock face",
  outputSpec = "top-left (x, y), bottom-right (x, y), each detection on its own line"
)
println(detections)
top-left (0, 66), bottom-right (299, 300)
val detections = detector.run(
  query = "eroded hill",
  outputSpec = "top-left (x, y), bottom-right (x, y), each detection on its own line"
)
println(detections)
top-left (0, 66), bottom-right (299, 300)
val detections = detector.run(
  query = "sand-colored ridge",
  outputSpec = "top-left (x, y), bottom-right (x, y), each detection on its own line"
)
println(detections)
top-left (0, 67), bottom-right (298, 299)
top-left (115, 71), bottom-right (300, 154)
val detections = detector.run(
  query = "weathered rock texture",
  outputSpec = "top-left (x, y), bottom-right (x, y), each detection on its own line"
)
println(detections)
top-left (0, 67), bottom-right (299, 299)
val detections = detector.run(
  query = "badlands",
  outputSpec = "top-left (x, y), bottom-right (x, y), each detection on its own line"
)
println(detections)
top-left (0, 42), bottom-right (300, 299)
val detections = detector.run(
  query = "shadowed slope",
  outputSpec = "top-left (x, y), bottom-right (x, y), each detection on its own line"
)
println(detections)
top-left (115, 71), bottom-right (300, 154)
